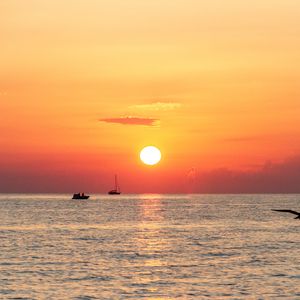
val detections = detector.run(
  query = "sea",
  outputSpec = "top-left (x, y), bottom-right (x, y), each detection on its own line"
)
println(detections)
top-left (0, 194), bottom-right (299, 299)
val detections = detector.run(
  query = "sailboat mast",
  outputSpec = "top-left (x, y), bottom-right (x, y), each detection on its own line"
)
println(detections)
top-left (115, 174), bottom-right (120, 192)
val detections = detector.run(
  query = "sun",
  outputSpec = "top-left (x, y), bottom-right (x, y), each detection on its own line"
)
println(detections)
top-left (140, 146), bottom-right (161, 166)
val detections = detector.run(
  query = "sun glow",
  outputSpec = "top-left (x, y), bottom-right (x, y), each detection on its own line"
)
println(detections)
top-left (140, 146), bottom-right (161, 166)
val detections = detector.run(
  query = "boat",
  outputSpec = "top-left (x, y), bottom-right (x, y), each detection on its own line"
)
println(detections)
top-left (72, 193), bottom-right (90, 200)
top-left (108, 175), bottom-right (121, 195)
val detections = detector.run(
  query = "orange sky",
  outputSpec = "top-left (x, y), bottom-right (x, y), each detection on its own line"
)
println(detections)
top-left (1, 1), bottom-right (300, 192)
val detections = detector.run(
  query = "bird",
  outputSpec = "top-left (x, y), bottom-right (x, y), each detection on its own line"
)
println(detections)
top-left (271, 209), bottom-right (300, 219)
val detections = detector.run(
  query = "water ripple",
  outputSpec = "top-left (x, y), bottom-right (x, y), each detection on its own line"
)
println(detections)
top-left (0, 194), bottom-right (299, 298)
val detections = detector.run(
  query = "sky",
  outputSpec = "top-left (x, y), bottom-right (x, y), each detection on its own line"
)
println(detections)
top-left (1, 0), bottom-right (300, 193)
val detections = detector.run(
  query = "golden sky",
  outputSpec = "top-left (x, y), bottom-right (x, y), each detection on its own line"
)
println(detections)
top-left (1, 0), bottom-right (300, 192)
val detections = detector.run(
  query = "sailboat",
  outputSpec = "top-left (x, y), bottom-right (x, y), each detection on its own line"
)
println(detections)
top-left (108, 175), bottom-right (121, 195)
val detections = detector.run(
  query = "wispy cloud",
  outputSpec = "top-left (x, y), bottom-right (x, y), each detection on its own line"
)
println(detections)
top-left (99, 116), bottom-right (159, 127)
top-left (129, 102), bottom-right (182, 111)
top-left (223, 135), bottom-right (266, 143)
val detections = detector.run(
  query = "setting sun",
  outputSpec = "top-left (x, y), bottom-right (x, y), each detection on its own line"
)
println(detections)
top-left (140, 146), bottom-right (162, 166)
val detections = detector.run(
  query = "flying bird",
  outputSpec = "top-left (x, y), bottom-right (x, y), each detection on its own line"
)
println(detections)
top-left (272, 209), bottom-right (300, 219)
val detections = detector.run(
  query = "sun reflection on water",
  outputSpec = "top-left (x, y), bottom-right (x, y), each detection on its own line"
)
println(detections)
top-left (129, 195), bottom-right (172, 298)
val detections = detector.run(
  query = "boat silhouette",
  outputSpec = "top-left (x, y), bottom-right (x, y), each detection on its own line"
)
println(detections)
top-left (72, 193), bottom-right (90, 200)
top-left (108, 175), bottom-right (121, 195)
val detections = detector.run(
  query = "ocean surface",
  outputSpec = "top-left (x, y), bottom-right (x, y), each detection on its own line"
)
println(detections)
top-left (0, 194), bottom-right (299, 299)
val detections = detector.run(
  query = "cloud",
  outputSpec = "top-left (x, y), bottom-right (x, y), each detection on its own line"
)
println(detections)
top-left (223, 136), bottom-right (266, 142)
top-left (187, 167), bottom-right (198, 183)
top-left (99, 116), bottom-right (159, 126)
top-left (187, 156), bottom-right (300, 193)
top-left (129, 102), bottom-right (182, 111)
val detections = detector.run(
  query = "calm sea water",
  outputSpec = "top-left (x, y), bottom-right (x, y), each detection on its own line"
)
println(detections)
top-left (0, 194), bottom-right (299, 299)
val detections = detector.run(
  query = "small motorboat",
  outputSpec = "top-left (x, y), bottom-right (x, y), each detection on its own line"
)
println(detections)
top-left (72, 193), bottom-right (90, 200)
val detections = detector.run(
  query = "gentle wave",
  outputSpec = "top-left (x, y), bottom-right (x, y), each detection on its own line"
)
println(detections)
top-left (0, 194), bottom-right (299, 299)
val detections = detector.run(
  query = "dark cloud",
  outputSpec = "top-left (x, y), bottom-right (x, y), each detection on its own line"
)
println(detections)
top-left (188, 156), bottom-right (300, 193)
top-left (99, 117), bottom-right (159, 126)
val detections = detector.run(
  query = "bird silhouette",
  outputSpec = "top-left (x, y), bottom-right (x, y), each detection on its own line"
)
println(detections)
top-left (272, 209), bottom-right (300, 219)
